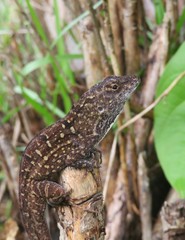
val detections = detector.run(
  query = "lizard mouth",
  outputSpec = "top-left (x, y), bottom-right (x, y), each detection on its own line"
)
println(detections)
top-left (119, 76), bottom-right (140, 101)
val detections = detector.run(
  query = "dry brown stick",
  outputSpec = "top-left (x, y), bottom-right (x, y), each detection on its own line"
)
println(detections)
top-left (102, 0), bottom-right (121, 75)
top-left (134, 4), bottom-right (171, 168)
top-left (105, 168), bottom-right (127, 240)
top-left (121, 0), bottom-right (141, 206)
top-left (102, 0), bottom-right (138, 211)
top-left (102, 0), bottom-right (130, 207)
top-left (166, 0), bottom-right (178, 35)
top-left (6, 72), bottom-right (33, 142)
top-left (140, 11), bottom-right (170, 108)
top-left (138, 152), bottom-right (152, 240)
top-left (0, 126), bottom-right (19, 206)
top-left (74, 0), bottom-right (106, 87)
top-left (107, 0), bottom-right (124, 74)
top-left (87, 0), bottom-right (112, 75)
top-left (123, 109), bottom-right (138, 208)
top-left (103, 70), bottom-right (185, 201)
top-left (152, 190), bottom-right (179, 240)
top-left (0, 179), bottom-right (6, 203)
top-left (122, 0), bottom-right (140, 74)
top-left (118, 135), bottom-right (132, 212)
top-left (161, 200), bottom-right (185, 239)
top-left (125, 132), bottom-right (139, 211)
top-left (142, 0), bottom-right (155, 23)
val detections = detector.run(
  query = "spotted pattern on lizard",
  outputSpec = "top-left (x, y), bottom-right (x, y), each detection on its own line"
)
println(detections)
top-left (19, 75), bottom-right (140, 240)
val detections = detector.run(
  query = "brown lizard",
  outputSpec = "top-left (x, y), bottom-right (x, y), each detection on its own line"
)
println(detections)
top-left (19, 75), bottom-right (140, 240)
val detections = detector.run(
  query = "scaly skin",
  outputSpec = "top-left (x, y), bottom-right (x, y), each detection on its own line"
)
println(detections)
top-left (19, 75), bottom-right (140, 240)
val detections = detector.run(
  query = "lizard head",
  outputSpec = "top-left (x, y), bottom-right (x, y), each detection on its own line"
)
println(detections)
top-left (94, 75), bottom-right (140, 111)
top-left (72, 75), bottom-right (140, 143)
top-left (92, 75), bottom-right (140, 139)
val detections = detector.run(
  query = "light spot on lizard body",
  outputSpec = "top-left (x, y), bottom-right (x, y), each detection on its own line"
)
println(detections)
top-left (38, 163), bottom-right (42, 168)
top-left (60, 133), bottom-right (65, 138)
top-left (44, 165), bottom-right (50, 169)
top-left (46, 141), bottom-right (52, 147)
top-left (43, 156), bottom-right (48, 161)
top-left (87, 95), bottom-right (95, 99)
top-left (78, 134), bottom-right (83, 138)
top-left (35, 149), bottom-right (42, 157)
top-left (70, 126), bottom-right (75, 133)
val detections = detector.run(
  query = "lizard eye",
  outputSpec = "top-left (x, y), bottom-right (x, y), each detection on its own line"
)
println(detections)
top-left (105, 82), bottom-right (119, 91)
top-left (112, 84), bottom-right (118, 90)
top-left (97, 106), bottom-right (104, 113)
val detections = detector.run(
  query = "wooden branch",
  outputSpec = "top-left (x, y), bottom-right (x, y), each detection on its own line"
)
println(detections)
top-left (140, 12), bottom-right (170, 108)
top-left (76, 0), bottom-right (112, 87)
top-left (0, 125), bottom-right (19, 206)
top-left (87, 0), bottom-right (112, 75)
top-left (57, 167), bottom-right (105, 239)
top-left (107, 0), bottom-right (124, 74)
top-left (138, 152), bottom-right (152, 240)
top-left (161, 200), bottom-right (185, 239)
top-left (122, 0), bottom-right (140, 74)
top-left (79, 15), bottom-right (105, 87)
top-left (105, 168), bottom-right (127, 240)
top-left (102, 0), bottom-right (121, 75)
top-left (134, 0), bottom-right (172, 155)
top-left (142, 0), bottom-right (155, 24)
top-left (152, 190), bottom-right (179, 240)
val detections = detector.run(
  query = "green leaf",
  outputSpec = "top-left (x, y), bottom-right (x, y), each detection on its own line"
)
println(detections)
top-left (154, 42), bottom-right (185, 197)
top-left (51, 0), bottom-right (103, 49)
top-left (14, 86), bottom-right (66, 124)
top-left (49, 58), bottom-right (72, 112)
top-left (25, 0), bottom-right (48, 45)
top-left (1, 107), bottom-right (21, 124)
top-left (176, 7), bottom-right (185, 33)
top-left (153, 0), bottom-right (165, 24)
top-left (22, 55), bottom-right (51, 75)
top-left (155, 102), bottom-right (185, 197)
top-left (5, 200), bottom-right (12, 218)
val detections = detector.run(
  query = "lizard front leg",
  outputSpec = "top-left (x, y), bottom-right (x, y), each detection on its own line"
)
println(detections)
top-left (70, 148), bottom-right (102, 170)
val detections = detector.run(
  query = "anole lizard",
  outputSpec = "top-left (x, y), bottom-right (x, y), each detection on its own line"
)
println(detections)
top-left (19, 75), bottom-right (140, 240)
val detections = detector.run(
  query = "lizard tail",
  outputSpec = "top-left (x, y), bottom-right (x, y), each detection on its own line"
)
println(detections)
top-left (19, 179), bottom-right (51, 240)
